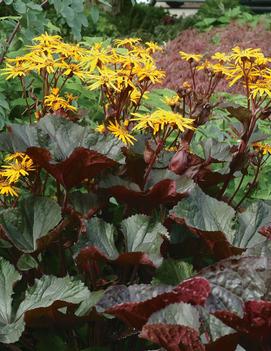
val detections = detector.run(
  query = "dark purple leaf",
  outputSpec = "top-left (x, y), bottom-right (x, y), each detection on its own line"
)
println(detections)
top-left (96, 277), bottom-right (210, 329)
top-left (140, 324), bottom-right (205, 351)
top-left (27, 147), bottom-right (116, 189)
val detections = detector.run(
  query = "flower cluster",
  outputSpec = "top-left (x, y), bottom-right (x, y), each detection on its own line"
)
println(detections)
top-left (81, 38), bottom-right (167, 144)
top-left (0, 153), bottom-right (35, 197)
top-left (44, 88), bottom-right (77, 113)
top-left (180, 46), bottom-right (271, 101)
top-left (132, 109), bottom-right (194, 143)
top-left (253, 142), bottom-right (271, 155)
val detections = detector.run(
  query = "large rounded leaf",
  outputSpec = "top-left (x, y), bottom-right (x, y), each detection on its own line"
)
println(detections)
top-left (74, 215), bottom-right (168, 268)
top-left (200, 256), bottom-right (271, 317)
top-left (0, 258), bottom-right (23, 344)
top-left (0, 196), bottom-right (62, 252)
top-left (27, 146), bottom-right (116, 189)
top-left (0, 258), bottom-right (90, 344)
top-left (96, 277), bottom-right (210, 329)
top-left (140, 303), bottom-right (204, 351)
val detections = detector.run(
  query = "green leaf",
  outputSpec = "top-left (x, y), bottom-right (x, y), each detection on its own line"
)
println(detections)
top-left (90, 5), bottom-right (99, 24)
top-left (61, 6), bottom-right (75, 23)
top-left (0, 123), bottom-right (39, 152)
top-left (152, 259), bottom-right (194, 285)
top-left (75, 290), bottom-right (104, 317)
top-left (0, 258), bottom-right (23, 344)
top-left (233, 201), bottom-right (271, 248)
top-left (203, 313), bottom-right (235, 341)
top-left (201, 138), bottom-right (232, 162)
top-left (0, 116), bottom-right (124, 163)
top-left (16, 275), bottom-right (89, 318)
top-left (37, 116), bottom-right (124, 162)
top-left (36, 334), bottom-right (68, 351)
top-left (0, 196), bottom-right (62, 253)
top-left (121, 214), bottom-right (168, 267)
top-left (17, 254), bottom-right (38, 271)
top-left (74, 215), bottom-right (168, 267)
top-left (0, 258), bottom-right (89, 344)
top-left (68, 191), bottom-right (103, 215)
top-left (13, 0), bottom-right (27, 14)
top-left (146, 302), bottom-right (200, 330)
top-left (0, 257), bottom-right (21, 324)
top-left (74, 217), bottom-right (119, 261)
top-left (0, 94), bottom-right (10, 110)
top-left (200, 256), bottom-right (271, 316)
top-left (170, 186), bottom-right (236, 242)
top-left (26, 2), bottom-right (42, 11)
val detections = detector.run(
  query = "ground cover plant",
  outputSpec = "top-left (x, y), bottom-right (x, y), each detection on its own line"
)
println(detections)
top-left (1, 32), bottom-right (271, 351)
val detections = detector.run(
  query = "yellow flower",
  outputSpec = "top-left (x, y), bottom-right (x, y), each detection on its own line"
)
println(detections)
top-left (250, 80), bottom-right (271, 98)
top-left (0, 178), bottom-right (18, 197)
top-left (1, 60), bottom-right (28, 80)
top-left (197, 60), bottom-right (212, 71)
top-left (163, 95), bottom-right (180, 106)
top-left (0, 155), bottom-right (35, 183)
top-left (136, 60), bottom-right (165, 84)
top-left (179, 51), bottom-right (202, 63)
top-left (32, 32), bottom-right (62, 46)
top-left (253, 142), bottom-right (271, 155)
top-left (211, 52), bottom-right (230, 62)
top-left (58, 42), bottom-right (86, 60)
top-left (80, 44), bottom-right (113, 73)
top-left (114, 38), bottom-right (141, 47)
top-left (230, 47), bottom-right (264, 64)
top-left (44, 90), bottom-right (77, 112)
top-left (182, 81), bottom-right (191, 89)
top-left (130, 88), bottom-right (141, 104)
top-left (107, 121), bottom-right (137, 145)
top-left (4, 152), bottom-right (26, 162)
top-left (24, 51), bottom-right (62, 74)
top-left (95, 123), bottom-right (106, 134)
top-left (145, 41), bottom-right (163, 54)
top-left (86, 67), bottom-right (120, 91)
top-left (51, 87), bottom-right (60, 95)
top-left (64, 92), bottom-right (78, 103)
top-left (132, 109), bottom-right (195, 135)
top-left (62, 62), bottom-right (85, 79)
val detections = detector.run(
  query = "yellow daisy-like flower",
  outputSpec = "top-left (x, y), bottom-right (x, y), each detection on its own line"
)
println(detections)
top-left (136, 60), bottom-right (165, 84)
top-left (114, 38), bottom-right (141, 47)
top-left (145, 41), bottom-right (163, 54)
top-left (62, 62), bottom-right (85, 79)
top-left (253, 142), bottom-right (271, 155)
top-left (86, 67), bottom-right (120, 91)
top-left (250, 81), bottom-right (271, 98)
top-left (179, 51), bottom-right (203, 63)
top-left (95, 123), bottom-right (106, 134)
top-left (32, 32), bottom-right (62, 46)
top-left (182, 81), bottom-right (191, 89)
top-left (4, 152), bottom-right (26, 162)
top-left (107, 121), bottom-right (137, 145)
top-left (163, 95), bottom-right (180, 106)
top-left (1, 60), bottom-right (28, 80)
top-left (0, 155), bottom-right (35, 183)
top-left (211, 52), bottom-right (230, 62)
top-left (197, 60), bottom-right (213, 71)
top-left (44, 90), bottom-right (77, 112)
top-left (132, 109), bottom-right (195, 135)
top-left (0, 178), bottom-right (18, 197)
top-left (230, 47), bottom-right (265, 65)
